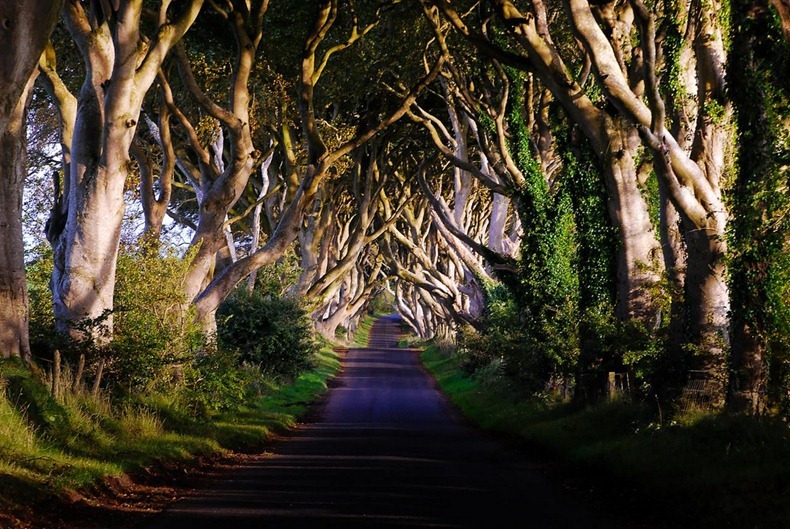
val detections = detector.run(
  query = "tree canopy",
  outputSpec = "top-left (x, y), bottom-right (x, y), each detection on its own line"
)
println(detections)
top-left (1, 0), bottom-right (789, 415)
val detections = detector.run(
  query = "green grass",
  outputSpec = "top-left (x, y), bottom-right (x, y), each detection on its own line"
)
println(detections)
top-left (0, 342), bottom-right (342, 517)
top-left (351, 315), bottom-right (376, 347)
top-left (422, 345), bottom-right (790, 529)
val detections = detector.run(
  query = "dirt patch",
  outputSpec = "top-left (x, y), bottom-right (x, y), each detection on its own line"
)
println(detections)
top-left (4, 450), bottom-right (290, 528)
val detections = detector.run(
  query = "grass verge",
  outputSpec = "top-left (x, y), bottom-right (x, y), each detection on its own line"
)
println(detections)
top-left (351, 315), bottom-right (377, 347)
top-left (0, 342), bottom-right (341, 525)
top-left (422, 344), bottom-right (790, 529)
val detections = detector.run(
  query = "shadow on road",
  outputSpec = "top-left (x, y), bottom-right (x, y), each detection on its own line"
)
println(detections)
top-left (145, 314), bottom-right (616, 529)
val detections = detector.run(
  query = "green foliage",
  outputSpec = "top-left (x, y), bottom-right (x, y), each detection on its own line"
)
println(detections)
top-left (580, 302), bottom-right (667, 394)
top-left (422, 344), bottom-right (790, 529)
top-left (251, 248), bottom-right (303, 297)
top-left (111, 244), bottom-right (204, 391)
top-left (558, 121), bottom-right (617, 313)
top-left (0, 340), bottom-right (341, 524)
top-left (636, 162), bottom-right (662, 235)
top-left (217, 289), bottom-right (318, 379)
top-left (26, 244), bottom-right (205, 392)
top-left (554, 118), bottom-right (625, 384)
top-left (728, 0), bottom-right (790, 410)
top-left (367, 290), bottom-right (395, 315)
top-left (181, 348), bottom-right (261, 415)
top-left (351, 315), bottom-right (377, 347)
top-left (26, 245), bottom-right (58, 355)
top-left (457, 75), bottom-right (623, 392)
top-left (501, 78), bottom-right (581, 386)
top-left (661, 0), bottom-right (688, 110)
top-left (703, 99), bottom-right (728, 125)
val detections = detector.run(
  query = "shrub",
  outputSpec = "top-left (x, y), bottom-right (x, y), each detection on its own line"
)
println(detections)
top-left (181, 348), bottom-right (261, 414)
top-left (27, 244), bottom-right (205, 392)
top-left (109, 244), bottom-right (204, 391)
top-left (26, 245), bottom-right (61, 356)
top-left (217, 290), bottom-right (317, 379)
top-left (456, 324), bottom-right (497, 374)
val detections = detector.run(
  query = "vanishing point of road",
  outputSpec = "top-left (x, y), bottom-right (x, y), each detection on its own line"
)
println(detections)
top-left (147, 314), bottom-right (610, 529)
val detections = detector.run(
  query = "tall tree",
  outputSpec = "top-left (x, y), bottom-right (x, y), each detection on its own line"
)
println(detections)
top-left (729, 0), bottom-right (790, 411)
top-left (430, 0), bottom-right (665, 331)
top-left (0, 0), bottom-right (63, 359)
top-left (188, 0), bottom-right (443, 326)
top-left (44, 0), bottom-right (203, 339)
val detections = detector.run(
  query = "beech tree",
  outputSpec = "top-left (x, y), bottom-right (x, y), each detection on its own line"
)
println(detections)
top-left (421, 0), bottom-right (734, 404)
top-left (569, 0), bottom-right (733, 402)
top-left (10, 0), bottom-right (790, 413)
top-left (429, 0), bottom-right (664, 332)
top-left (728, 0), bottom-right (790, 411)
top-left (384, 159), bottom-right (501, 339)
top-left (0, 1), bottom-right (63, 359)
top-left (186, 1), bottom-right (443, 328)
top-left (40, 0), bottom-right (204, 339)
top-left (295, 138), bottom-right (410, 338)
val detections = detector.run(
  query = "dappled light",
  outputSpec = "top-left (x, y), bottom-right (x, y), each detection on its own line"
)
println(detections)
top-left (0, 0), bottom-right (788, 527)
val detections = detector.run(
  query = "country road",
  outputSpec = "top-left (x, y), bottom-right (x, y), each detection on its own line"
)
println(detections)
top-left (147, 314), bottom-right (612, 529)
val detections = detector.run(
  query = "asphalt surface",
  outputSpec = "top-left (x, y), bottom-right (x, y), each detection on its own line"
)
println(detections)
top-left (147, 314), bottom-right (606, 529)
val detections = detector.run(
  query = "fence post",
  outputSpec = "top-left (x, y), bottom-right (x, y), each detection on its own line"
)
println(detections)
top-left (52, 350), bottom-right (62, 400)
top-left (608, 371), bottom-right (616, 401)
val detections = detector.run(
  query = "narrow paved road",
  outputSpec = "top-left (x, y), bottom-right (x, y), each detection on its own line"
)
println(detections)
top-left (147, 314), bottom-right (606, 529)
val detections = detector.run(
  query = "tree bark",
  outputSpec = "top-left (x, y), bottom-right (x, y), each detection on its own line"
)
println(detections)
top-left (434, 0), bottom-right (664, 327)
top-left (190, 8), bottom-right (444, 322)
top-left (602, 119), bottom-right (663, 324)
top-left (0, 0), bottom-right (63, 359)
top-left (49, 0), bottom-right (204, 339)
top-left (0, 74), bottom-right (36, 360)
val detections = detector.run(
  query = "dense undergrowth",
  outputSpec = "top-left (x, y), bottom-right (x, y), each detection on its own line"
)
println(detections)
top-left (423, 344), bottom-right (790, 529)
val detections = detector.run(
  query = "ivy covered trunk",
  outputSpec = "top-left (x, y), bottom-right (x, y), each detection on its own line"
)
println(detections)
top-left (728, 0), bottom-right (790, 412)
top-left (600, 120), bottom-right (663, 326)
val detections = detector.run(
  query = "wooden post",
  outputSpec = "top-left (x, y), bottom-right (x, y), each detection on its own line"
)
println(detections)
top-left (608, 371), bottom-right (616, 401)
top-left (52, 350), bottom-right (62, 399)
top-left (73, 354), bottom-right (85, 392)
top-left (91, 358), bottom-right (105, 397)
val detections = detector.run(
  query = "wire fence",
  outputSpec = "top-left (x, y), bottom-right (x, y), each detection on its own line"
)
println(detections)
top-left (542, 368), bottom-right (769, 415)
top-left (676, 371), bottom-right (721, 413)
top-left (546, 371), bottom-right (632, 402)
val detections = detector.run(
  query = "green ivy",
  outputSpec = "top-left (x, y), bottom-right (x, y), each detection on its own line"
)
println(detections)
top-left (728, 0), bottom-right (790, 411)
top-left (562, 138), bottom-right (617, 312)
top-left (661, 0), bottom-right (688, 116)
top-left (508, 76), bottom-right (582, 384)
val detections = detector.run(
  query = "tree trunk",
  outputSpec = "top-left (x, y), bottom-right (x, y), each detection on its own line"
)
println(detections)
top-left (469, 1), bottom-right (665, 325)
top-left (50, 0), bottom-right (204, 339)
top-left (683, 218), bottom-right (730, 406)
top-left (488, 192), bottom-right (510, 254)
top-left (0, 74), bottom-right (35, 360)
top-left (602, 121), bottom-right (664, 326)
top-left (658, 185), bottom-right (687, 386)
top-left (0, 0), bottom-right (63, 359)
top-left (52, 95), bottom-right (128, 337)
